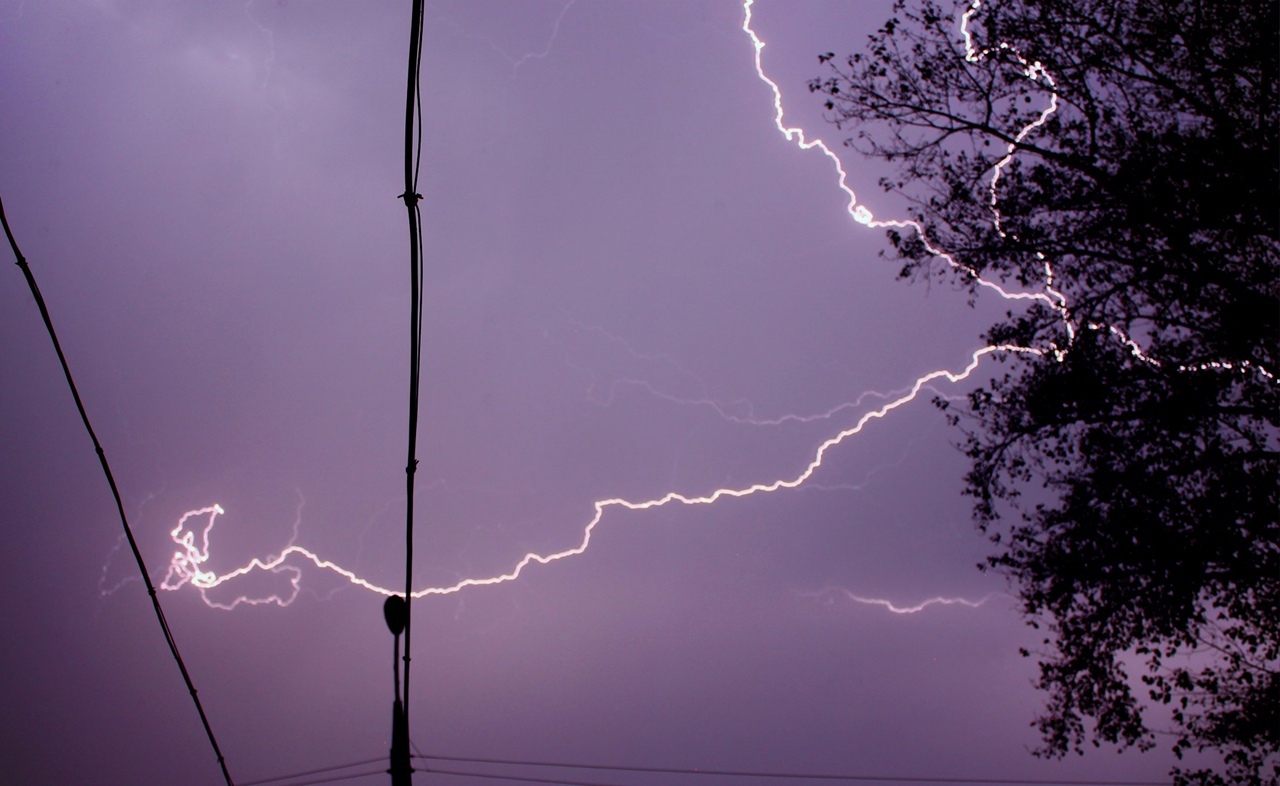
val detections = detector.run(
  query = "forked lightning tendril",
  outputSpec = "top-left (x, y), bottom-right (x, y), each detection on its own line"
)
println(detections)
top-left (159, 0), bottom-right (1267, 612)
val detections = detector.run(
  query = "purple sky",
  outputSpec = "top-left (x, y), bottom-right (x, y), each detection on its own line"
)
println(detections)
top-left (0, 2), bottom-right (1189, 784)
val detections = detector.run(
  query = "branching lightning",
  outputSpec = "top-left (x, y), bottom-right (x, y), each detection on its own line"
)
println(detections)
top-left (163, 345), bottom-right (1031, 609)
top-left (747, 0), bottom-right (1274, 381)
top-left (161, 0), bottom-right (1267, 614)
top-left (432, 0), bottom-right (577, 83)
top-left (548, 320), bottom-right (907, 427)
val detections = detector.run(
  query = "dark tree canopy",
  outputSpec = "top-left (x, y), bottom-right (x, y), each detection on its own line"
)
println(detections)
top-left (811, 1), bottom-right (1278, 783)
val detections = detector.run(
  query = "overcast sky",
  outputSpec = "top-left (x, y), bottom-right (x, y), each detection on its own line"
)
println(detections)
top-left (1, 2), bottom-right (1188, 784)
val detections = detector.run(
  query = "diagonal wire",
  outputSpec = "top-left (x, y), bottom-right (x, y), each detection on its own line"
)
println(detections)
top-left (1, 194), bottom-right (236, 786)
top-left (414, 754), bottom-right (1169, 786)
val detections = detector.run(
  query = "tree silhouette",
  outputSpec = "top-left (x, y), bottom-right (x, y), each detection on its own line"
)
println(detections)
top-left (810, 1), bottom-right (1278, 783)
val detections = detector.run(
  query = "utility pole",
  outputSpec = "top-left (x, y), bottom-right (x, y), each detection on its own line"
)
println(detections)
top-left (385, 596), bottom-right (413, 785)
top-left (393, 0), bottom-right (426, 783)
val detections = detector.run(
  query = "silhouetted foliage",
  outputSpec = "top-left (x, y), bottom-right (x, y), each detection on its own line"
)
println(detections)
top-left (811, 1), bottom-right (1278, 782)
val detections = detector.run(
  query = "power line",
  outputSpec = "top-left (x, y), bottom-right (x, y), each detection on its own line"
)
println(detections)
top-left (241, 757), bottom-right (388, 786)
top-left (417, 765), bottom-right (629, 786)
top-left (414, 754), bottom-right (1170, 786)
top-left (255, 768), bottom-right (388, 786)
top-left (1, 195), bottom-right (236, 786)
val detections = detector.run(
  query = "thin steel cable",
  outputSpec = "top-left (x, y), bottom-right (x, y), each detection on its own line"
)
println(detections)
top-left (0, 195), bottom-right (235, 786)
top-left (414, 754), bottom-right (1169, 786)
top-left (240, 757), bottom-right (387, 786)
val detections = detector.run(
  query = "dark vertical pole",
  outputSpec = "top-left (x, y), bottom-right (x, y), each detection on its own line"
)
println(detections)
top-left (397, 0), bottom-right (426, 782)
top-left (390, 698), bottom-right (411, 786)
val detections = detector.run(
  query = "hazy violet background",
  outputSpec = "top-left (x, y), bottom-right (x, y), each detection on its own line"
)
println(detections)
top-left (1, 1), bottom-right (1182, 784)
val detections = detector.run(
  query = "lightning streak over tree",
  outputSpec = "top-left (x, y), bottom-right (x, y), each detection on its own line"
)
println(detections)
top-left (806, 0), bottom-right (1279, 780)
top-left (163, 0), bottom-right (1267, 618)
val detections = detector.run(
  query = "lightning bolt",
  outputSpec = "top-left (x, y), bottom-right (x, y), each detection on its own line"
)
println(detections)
top-left (160, 0), bottom-right (1269, 612)
top-left (506, 0), bottom-right (577, 78)
top-left (748, 0), bottom-right (1273, 380)
top-left (163, 344), bottom-right (1037, 609)
top-left (798, 587), bottom-right (1000, 615)
top-left (433, 0), bottom-right (577, 81)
